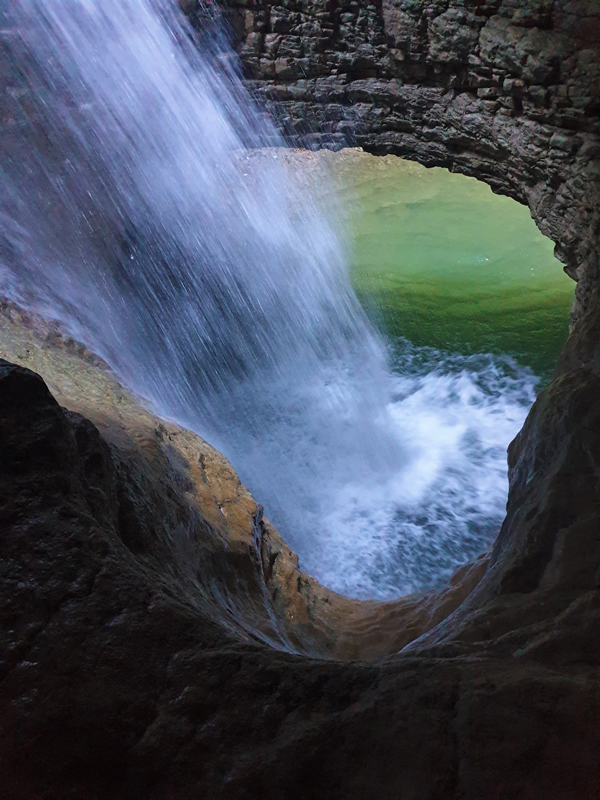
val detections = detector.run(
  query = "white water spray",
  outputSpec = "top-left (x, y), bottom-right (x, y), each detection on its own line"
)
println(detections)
top-left (0, 0), bottom-right (536, 599)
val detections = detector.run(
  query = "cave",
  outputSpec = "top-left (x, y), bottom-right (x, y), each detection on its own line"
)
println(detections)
top-left (1, 1), bottom-right (599, 798)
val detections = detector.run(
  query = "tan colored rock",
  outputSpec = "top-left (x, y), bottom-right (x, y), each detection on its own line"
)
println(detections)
top-left (0, 299), bottom-right (489, 660)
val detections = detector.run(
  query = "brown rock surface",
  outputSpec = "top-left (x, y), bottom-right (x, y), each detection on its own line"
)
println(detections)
top-left (0, 298), bottom-right (599, 799)
top-left (0, 301), bottom-right (489, 663)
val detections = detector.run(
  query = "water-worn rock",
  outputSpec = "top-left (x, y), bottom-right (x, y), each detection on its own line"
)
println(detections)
top-left (1, 305), bottom-right (599, 799)
top-left (0, 302), bottom-right (489, 664)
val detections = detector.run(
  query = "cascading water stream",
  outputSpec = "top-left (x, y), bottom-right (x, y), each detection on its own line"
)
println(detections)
top-left (0, 0), bottom-right (537, 599)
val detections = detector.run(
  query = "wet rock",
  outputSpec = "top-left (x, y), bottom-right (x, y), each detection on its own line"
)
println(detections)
top-left (0, 302), bottom-right (492, 664)
top-left (1, 297), bottom-right (599, 798)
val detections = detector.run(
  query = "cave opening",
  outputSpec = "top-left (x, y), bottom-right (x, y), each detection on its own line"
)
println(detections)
top-left (0, 0), bottom-right (581, 610)
top-left (259, 147), bottom-right (576, 601)
top-left (336, 150), bottom-right (575, 378)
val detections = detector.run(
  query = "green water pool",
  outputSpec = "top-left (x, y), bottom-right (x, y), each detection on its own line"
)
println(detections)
top-left (328, 151), bottom-right (574, 377)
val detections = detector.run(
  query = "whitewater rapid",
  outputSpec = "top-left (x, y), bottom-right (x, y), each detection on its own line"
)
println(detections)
top-left (0, 0), bottom-right (537, 599)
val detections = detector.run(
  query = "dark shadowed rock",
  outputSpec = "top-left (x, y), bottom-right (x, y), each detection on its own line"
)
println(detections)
top-left (0, 296), bottom-right (599, 799)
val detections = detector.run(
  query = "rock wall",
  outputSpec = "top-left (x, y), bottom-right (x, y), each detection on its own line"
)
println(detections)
top-left (187, 0), bottom-right (600, 335)
top-left (1, 303), bottom-right (599, 800)
top-left (0, 302), bottom-right (490, 664)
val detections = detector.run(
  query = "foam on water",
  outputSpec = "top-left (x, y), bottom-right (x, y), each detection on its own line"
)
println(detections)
top-left (221, 341), bottom-right (537, 599)
top-left (0, 0), bottom-right (538, 600)
top-left (306, 349), bottom-right (536, 598)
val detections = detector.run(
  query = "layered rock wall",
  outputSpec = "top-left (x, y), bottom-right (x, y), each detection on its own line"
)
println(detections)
top-left (190, 0), bottom-right (600, 673)
top-left (186, 0), bottom-right (600, 336)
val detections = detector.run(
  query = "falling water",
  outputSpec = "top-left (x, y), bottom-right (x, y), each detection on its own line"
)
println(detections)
top-left (0, 0), bottom-right (537, 599)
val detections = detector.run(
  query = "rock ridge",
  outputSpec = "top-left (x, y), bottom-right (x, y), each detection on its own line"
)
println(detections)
top-left (0, 297), bottom-right (599, 799)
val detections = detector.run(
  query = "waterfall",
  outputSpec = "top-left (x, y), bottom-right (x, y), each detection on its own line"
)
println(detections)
top-left (0, 0), bottom-right (536, 599)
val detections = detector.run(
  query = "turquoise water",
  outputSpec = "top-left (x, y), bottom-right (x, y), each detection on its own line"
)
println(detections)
top-left (329, 151), bottom-right (574, 377)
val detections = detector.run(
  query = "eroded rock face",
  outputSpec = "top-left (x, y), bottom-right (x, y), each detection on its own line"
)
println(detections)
top-left (0, 302), bottom-right (488, 664)
top-left (196, 0), bottom-right (600, 662)
top-left (194, 0), bottom-right (600, 663)
top-left (197, 0), bottom-right (599, 334)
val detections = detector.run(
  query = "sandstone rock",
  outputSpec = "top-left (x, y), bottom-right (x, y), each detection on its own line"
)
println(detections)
top-left (0, 301), bottom-right (494, 663)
